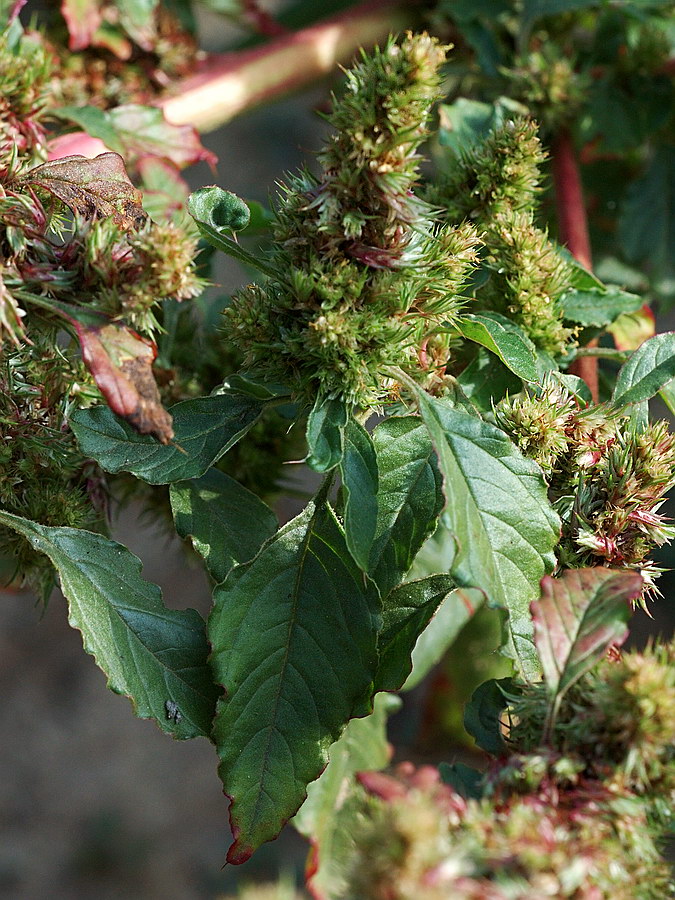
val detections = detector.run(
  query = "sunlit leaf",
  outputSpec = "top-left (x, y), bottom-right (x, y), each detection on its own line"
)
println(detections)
top-left (416, 391), bottom-right (560, 678)
top-left (0, 510), bottom-right (220, 739)
top-left (209, 502), bottom-right (380, 864)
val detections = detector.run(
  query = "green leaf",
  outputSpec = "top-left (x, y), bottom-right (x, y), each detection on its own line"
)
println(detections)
top-left (169, 469), bottom-right (278, 583)
top-left (188, 186), bottom-right (276, 278)
top-left (457, 348), bottom-right (521, 412)
top-left (369, 416), bottom-right (445, 596)
top-left (619, 146), bottom-right (675, 299)
top-left (339, 420), bottom-right (378, 571)
top-left (53, 105), bottom-right (121, 151)
top-left (559, 288), bottom-right (643, 328)
top-left (455, 312), bottom-right (538, 382)
top-left (611, 332), bottom-right (675, 409)
top-left (405, 586), bottom-right (484, 691)
top-left (55, 104), bottom-right (215, 169)
top-left (375, 574), bottom-right (455, 692)
top-left (464, 677), bottom-right (516, 756)
top-left (532, 568), bottom-right (640, 731)
top-left (438, 762), bottom-right (484, 799)
top-left (293, 692), bottom-right (400, 900)
top-left (209, 502), bottom-right (380, 864)
top-left (70, 393), bottom-right (262, 485)
top-left (305, 395), bottom-right (348, 472)
top-left (0, 510), bottom-right (219, 739)
top-left (416, 392), bottom-right (560, 678)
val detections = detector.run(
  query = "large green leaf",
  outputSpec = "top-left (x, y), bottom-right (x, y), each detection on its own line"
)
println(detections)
top-left (0, 511), bottom-right (219, 739)
top-left (70, 393), bottom-right (262, 484)
top-left (375, 575), bottom-right (455, 692)
top-left (611, 332), bottom-right (675, 409)
top-left (209, 502), bottom-right (380, 864)
top-left (305, 395), bottom-right (348, 472)
top-left (416, 391), bottom-right (560, 678)
top-left (559, 288), bottom-right (643, 328)
top-left (532, 568), bottom-right (641, 735)
top-left (293, 692), bottom-right (400, 900)
top-left (455, 312), bottom-right (538, 382)
top-left (369, 416), bottom-right (445, 596)
top-left (169, 469), bottom-right (278, 583)
top-left (339, 419), bottom-right (378, 571)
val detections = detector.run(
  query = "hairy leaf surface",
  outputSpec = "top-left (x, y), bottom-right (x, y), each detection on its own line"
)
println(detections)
top-left (70, 393), bottom-right (262, 484)
top-left (533, 568), bottom-right (640, 712)
top-left (0, 511), bottom-right (219, 739)
top-left (209, 503), bottom-right (380, 864)
top-left (456, 312), bottom-right (538, 382)
top-left (305, 395), bottom-right (347, 472)
top-left (375, 574), bottom-right (455, 691)
top-left (339, 419), bottom-right (378, 571)
top-left (611, 331), bottom-right (675, 409)
top-left (417, 392), bottom-right (560, 678)
top-left (369, 416), bottom-right (445, 596)
top-left (170, 469), bottom-right (278, 583)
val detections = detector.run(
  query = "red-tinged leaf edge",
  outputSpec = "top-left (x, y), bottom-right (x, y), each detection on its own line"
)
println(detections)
top-left (75, 321), bottom-right (174, 443)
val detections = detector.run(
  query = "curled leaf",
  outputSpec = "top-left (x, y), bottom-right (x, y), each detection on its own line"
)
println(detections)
top-left (76, 322), bottom-right (173, 444)
top-left (22, 152), bottom-right (147, 229)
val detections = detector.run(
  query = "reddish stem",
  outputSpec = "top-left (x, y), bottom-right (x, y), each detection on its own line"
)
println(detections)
top-left (552, 128), bottom-right (598, 402)
top-left (242, 0), bottom-right (287, 37)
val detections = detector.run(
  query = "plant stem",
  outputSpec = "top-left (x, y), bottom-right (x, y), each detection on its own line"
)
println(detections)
top-left (571, 346), bottom-right (630, 362)
top-left (49, 0), bottom-right (416, 160)
top-left (552, 128), bottom-right (598, 402)
top-left (161, 0), bottom-right (416, 132)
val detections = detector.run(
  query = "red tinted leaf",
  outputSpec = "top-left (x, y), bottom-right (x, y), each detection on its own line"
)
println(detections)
top-left (61, 0), bottom-right (104, 51)
top-left (107, 105), bottom-right (217, 169)
top-left (532, 568), bottom-right (641, 719)
top-left (22, 153), bottom-right (147, 230)
top-left (76, 322), bottom-right (173, 444)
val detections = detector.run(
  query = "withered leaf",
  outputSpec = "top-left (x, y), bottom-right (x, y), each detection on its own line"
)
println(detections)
top-left (76, 322), bottom-right (173, 444)
top-left (22, 152), bottom-right (147, 230)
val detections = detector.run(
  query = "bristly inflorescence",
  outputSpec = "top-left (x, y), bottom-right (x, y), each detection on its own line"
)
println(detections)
top-left (495, 377), bottom-right (675, 599)
top-left (224, 33), bottom-right (481, 408)
top-left (429, 118), bottom-right (577, 357)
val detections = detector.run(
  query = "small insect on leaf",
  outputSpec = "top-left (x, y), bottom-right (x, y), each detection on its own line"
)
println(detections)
top-left (165, 700), bottom-right (182, 724)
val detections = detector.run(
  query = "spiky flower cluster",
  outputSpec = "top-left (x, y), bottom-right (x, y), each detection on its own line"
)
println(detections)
top-left (0, 23), bottom-right (205, 587)
top-left (509, 641), bottom-right (675, 803)
top-left (224, 33), bottom-right (481, 407)
top-left (347, 640), bottom-right (674, 899)
top-left (0, 29), bottom-right (51, 169)
top-left (0, 340), bottom-right (104, 598)
top-left (347, 758), bottom-right (672, 899)
top-left (429, 118), bottom-right (576, 356)
top-left (496, 379), bottom-right (675, 590)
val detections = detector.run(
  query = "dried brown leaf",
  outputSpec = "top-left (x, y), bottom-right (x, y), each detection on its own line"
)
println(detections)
top-left (76, 322), bottom-right (173, 444)
top-left (23, 152), bottom-right (147, 230)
